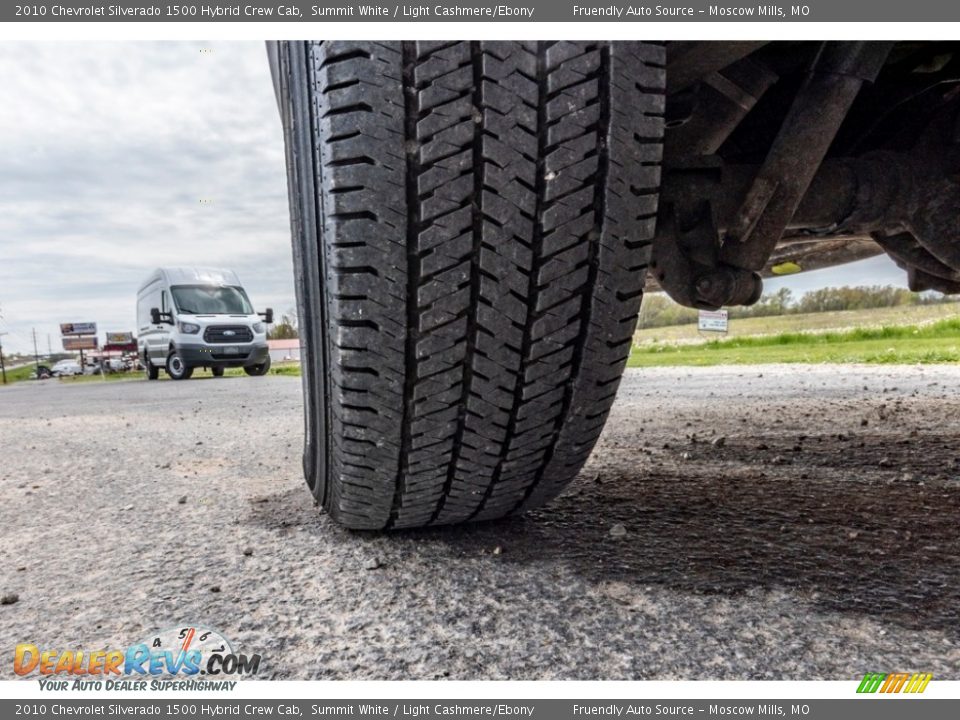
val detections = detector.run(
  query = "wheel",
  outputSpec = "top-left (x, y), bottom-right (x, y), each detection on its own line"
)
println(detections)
top-left (276, 40), bottom-right (665, 529)
top-left (212, 367), bottom-right (225, 377)
top-left (145, 355), bottom-right (159, 381)
top-left (243, 355), bottom-right (271, 376)
top-left (166, 350), bottom-right (193, 380)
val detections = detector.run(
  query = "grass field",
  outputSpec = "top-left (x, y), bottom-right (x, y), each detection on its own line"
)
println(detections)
top-left (628, 316), bottom-right (960, 367)
top-left (1, 364), bottom-right (38, 384)
top-left (634, 301), bottom-right (960, 345)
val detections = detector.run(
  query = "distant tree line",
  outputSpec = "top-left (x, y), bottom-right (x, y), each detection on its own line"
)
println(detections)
top-left (638, 286), bottom-right (957, 329)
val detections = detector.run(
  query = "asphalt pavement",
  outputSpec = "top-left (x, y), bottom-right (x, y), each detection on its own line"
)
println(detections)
top-left (1, 365), bottom-right (958, 679)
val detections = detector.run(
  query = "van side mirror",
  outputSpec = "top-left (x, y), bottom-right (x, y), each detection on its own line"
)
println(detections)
top-left (261, 308), bottom-right (274, 324)
top-left (151, 308), bottom-right (172, 325)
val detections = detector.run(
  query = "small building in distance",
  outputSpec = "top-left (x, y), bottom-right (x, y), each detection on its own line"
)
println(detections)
top-left (267, 338), bottom-right (301, 364)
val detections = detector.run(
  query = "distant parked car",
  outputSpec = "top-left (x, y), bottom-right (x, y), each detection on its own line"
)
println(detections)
top-left (32, 365), bottom-right (52, 380)
top-left (104, 357), bottom-right (128, 372)
top-left (51, 360), bottom-right (83, 377)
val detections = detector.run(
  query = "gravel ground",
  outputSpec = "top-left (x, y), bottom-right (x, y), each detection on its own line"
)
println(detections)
top-left (1, 365), bottom-right (959, 680)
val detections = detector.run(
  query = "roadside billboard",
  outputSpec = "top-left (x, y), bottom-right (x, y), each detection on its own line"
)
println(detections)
top-left (105, 332), bottom-right (134, 345)
top-left (60, 322), bottom-right (97, 336)
top-left (104, 331), bottom-right (137, 353)
top-left (63, 336), bottom-right (98, 351)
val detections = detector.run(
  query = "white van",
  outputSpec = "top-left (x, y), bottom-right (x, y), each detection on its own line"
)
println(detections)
top-left (136, 268), bottom-right (272, 380)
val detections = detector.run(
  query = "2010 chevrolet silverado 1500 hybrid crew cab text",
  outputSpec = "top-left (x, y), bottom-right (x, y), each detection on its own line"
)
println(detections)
top-left (267, 41), bottom-right (960, 529)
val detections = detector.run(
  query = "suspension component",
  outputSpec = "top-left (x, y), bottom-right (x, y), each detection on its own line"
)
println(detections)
top-left (653, 42), bottom-right (897, 309)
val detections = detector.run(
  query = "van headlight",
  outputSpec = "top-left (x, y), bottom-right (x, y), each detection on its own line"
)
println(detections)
top-left (252, 322), bottom-right (265, 334)
top-left (178, 321), bottom-right (201, 335)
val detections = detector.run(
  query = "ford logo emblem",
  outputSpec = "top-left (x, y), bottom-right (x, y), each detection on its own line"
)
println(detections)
top-left (224, 330), bottom-right (236, 336)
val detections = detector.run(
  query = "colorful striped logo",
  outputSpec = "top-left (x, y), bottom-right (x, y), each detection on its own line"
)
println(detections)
top-left (857, 672), bottom-right (933, 694)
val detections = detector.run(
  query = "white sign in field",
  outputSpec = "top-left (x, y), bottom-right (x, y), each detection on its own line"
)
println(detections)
top-left (698, 309), bottom-right (729, 333)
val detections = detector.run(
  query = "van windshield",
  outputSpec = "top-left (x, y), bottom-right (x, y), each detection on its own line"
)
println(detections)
top-left (171, 285), bottom-right (253, 315)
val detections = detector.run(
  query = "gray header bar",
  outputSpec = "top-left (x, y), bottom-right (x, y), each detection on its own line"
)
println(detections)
top-left (1, 700), bottom-right (959, 720)
top-left (5, 1), bottom-right (960, 22)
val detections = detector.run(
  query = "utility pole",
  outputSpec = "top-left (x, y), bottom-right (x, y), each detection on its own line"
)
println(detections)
top-left (0, 301), bottom-right (6, 383)
top-left (47, 334), bottom-right (52, 358)
top-left (32, 328), bottom-right (40, 372)
top-left (0, 332), bottom-right (7, 385)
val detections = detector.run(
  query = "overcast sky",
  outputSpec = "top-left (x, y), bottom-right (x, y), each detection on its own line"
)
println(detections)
top-left (0, 42), bottom-right (908, 356)
top-left (0, 42), bottom-right (292, 355)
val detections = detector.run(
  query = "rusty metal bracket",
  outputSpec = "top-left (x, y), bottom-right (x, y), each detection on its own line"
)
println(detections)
top-left (651, 175), bottom-right (763, 311)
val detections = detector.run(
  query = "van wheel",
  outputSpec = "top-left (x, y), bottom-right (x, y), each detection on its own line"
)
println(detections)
top-left (276, 41), bottom-right (665, 529)
top-left (244, 356), bottom-right (271, 376)
top-left (145, 356), bottom-right (159, 381)
top-left (212, 367), bottom-right (225, 378)
top-left (166, 351), bottom-right (193, 380)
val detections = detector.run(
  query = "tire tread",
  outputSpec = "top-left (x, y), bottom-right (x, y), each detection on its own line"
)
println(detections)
top-left (302, 40), bottom-right (665, 529)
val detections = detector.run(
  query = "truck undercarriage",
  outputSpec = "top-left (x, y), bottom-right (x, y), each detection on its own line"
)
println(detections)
top-left (654, 41), bottom-right (960, 307)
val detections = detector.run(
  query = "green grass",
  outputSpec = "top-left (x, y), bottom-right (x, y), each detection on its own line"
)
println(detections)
top-left (628, 317), bottom-right (960, 367)
top-left (634, 301), bottom-right (960, 345)
top-left (0, 363), bottom-right (141, 386)
top-left (185, 362), bottom-right (303, 379)
top-left (1, 364), bottom-right (40, 384)
top-left (222, 364), bottom-right (301, 378)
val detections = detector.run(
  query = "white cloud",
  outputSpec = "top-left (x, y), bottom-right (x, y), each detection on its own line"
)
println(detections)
top-left (0, 41), bottom-right (293, 354)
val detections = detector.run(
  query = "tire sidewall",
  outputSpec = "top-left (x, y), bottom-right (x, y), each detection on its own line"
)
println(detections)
top-left (144, 353), bottom-right (159, 380)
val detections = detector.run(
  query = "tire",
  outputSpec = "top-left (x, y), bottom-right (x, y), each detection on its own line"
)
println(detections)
top-left (277, 40), bottom-right (665, 529)
top-left (166, 350), bottom-right (192, 380)
top-left (145, 355), bottom-right (159, 381)
top-left (212, 367), bottom-right (225, 377)
top-left (244, 355), bottom-right (271, 376)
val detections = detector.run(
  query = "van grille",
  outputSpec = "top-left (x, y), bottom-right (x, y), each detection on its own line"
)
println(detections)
top-left (204, 325), bottom-right (253, 344)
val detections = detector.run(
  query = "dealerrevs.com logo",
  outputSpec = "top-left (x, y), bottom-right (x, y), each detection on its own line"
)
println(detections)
top-left (14, 626), bottom-right (260, 690)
